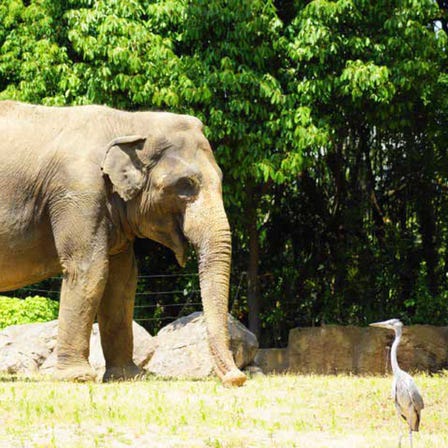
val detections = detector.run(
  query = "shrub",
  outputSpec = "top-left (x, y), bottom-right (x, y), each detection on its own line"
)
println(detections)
top-left (0, 296), bottom-right (59, 330)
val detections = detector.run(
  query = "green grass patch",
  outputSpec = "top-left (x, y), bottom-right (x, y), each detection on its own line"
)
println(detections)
top-left (0, 373), bottom-right (447, 447)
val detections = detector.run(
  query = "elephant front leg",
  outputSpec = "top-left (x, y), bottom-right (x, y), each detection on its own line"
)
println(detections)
top-left (97, 245), bottom-right (141, 382)
top-left (55, 256), bottom-right (109, 382)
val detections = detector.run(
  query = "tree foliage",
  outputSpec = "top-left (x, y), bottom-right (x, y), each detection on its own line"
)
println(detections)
top-left (0, 0), bottom-right (447, 345)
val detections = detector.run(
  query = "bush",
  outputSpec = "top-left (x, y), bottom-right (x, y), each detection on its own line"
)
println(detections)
top-left (0, 296), bottom-right (59, 330)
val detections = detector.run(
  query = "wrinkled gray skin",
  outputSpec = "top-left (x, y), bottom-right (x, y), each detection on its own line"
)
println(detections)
top-left (0, 101), bottom-right (246, 387)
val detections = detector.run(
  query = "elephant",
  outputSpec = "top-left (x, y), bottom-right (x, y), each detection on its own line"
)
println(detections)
top-left (0, 100), bottom-right (246, 387)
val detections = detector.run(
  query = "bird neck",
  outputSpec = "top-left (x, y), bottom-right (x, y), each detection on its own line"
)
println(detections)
top-left (390, 327), bottom-right (402, 374)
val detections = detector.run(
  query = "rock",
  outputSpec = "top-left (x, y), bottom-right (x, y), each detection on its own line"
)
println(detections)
top-left (86, 321), bottom-right (157, 377)
top-left (6, 318), bottom-right (443, 379)
top-left (289, 325), bottom-right (355, 374)
top-left (288, 325), bottom-right (396, 374)
top-left (254, 348), bottom-right (289, 374)
top-left (144, 312), bottom-right (258, 379)
top-left (0, 320), bottom-right (58, 376)
top-left (228, 316), bottom-right (259, 368)
top-left (244, 364), bottom-right (265, 377)
top-left (376, 325), bottom-right (448, 373)
top-left (38, 351), bottom-right (56, 375)
top-left (288, 324), bottom-right (448, 374)
top-left (0, 320), bottom-right (156, 379)
top-left (288, 325), bottom-right (399, 374)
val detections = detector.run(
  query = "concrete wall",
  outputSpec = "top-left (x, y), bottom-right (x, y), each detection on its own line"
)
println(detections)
top-left (254, 325), bottom-right (448, 375)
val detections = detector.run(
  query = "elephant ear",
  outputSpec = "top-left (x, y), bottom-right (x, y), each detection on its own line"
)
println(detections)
top-left (101, 135), bottom-right (147, 201)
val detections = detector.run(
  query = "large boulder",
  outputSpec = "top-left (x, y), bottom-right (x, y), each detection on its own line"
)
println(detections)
top-left (0, 320), bottom-right (156, 379)
top-left (0, 320), bottom-right (58, 376)
top-left (254, 348), bottom-right (289, 374)
top-left (288, 324), bottom-right (448, 374)
top-left (288, 325), bottom-right (372, 374)
top-left (0, 314), bottom-right (257, 381)
top-left (145, 312), bottom-right (258, 379)
top-left (373, 325), bottom-right (448, 373)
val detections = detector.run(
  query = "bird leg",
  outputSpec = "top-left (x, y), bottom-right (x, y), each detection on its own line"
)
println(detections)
top-left (396, 413), bottom-right (404, 448)
top-left (398, 428), bottom-right (404, 448)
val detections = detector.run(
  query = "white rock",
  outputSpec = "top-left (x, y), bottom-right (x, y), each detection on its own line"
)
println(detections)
top-left (145, 312), bottom-right (258, 379)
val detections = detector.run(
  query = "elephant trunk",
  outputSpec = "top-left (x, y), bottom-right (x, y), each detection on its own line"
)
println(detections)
top-left (184, 198), bottom-right (247, 387)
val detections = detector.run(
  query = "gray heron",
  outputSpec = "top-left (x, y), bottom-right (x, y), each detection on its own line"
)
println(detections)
top-left (370, 318), bottom-right (424, 447)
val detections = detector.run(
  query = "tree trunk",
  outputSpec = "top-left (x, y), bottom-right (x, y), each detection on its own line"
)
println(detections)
top-left (417, 183), bottom-right (439, 295)
top-left (246, 184), bottom-right (261, 340)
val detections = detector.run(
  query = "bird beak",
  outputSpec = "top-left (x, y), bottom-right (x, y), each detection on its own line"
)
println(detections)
top-left (369, 320), bottom-right (389, 328)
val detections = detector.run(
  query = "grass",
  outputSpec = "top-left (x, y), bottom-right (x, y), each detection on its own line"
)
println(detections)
top-left (0, 373), bottom-right (447, 447)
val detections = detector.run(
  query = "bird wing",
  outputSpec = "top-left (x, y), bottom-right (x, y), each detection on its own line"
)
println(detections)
top-left (395, 371), bottom-right (424, 431)
top-left (409, 383), bottom-right (424, 411)
top-left (395, 376), bottom-right (413, 420)
top-left (401, 371), bottom-right (424, 411)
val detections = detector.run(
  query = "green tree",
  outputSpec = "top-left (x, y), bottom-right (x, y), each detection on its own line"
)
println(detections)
top-left (264, 0), bottom-right (448, 333)
top-left (177, 0), bottom-right (328, 338)
top-left (1, 0), bottom-right (447, 346)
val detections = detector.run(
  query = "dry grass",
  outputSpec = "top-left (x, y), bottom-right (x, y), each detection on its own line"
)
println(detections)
top-left (0, 372), bottom-right (447, 447)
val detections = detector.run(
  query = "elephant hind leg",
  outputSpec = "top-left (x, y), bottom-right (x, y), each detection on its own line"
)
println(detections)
top-left (97, 245), bottom-right (142, 382)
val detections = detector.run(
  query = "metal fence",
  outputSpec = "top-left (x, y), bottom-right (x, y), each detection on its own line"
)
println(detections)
top-left (9, 271), bottom-right (246, 335)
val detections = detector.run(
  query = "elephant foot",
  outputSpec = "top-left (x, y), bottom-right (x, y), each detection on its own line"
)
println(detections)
top-left (221, 368), bottom-right (247, 387)
top-left (103, 363), bottom-right (143, 382)
top-left (54, 363), bottom-right (97, 382)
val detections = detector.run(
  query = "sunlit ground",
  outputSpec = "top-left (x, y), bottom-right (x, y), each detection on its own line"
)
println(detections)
top-left (0, 373), bottom-right (447, 447)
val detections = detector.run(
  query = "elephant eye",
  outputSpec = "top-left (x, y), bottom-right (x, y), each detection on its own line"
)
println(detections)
top-left (175, 176), bottom-right (199, 199)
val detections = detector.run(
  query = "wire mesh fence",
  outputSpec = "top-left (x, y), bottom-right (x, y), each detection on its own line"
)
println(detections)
top-left (133, 272), bottom-right (201, 334)
top-left (5, 271), bottom-right (246, 335)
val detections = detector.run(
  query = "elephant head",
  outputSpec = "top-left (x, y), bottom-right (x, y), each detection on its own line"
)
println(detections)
top-left (101, 113), bottom-right (247, 387)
